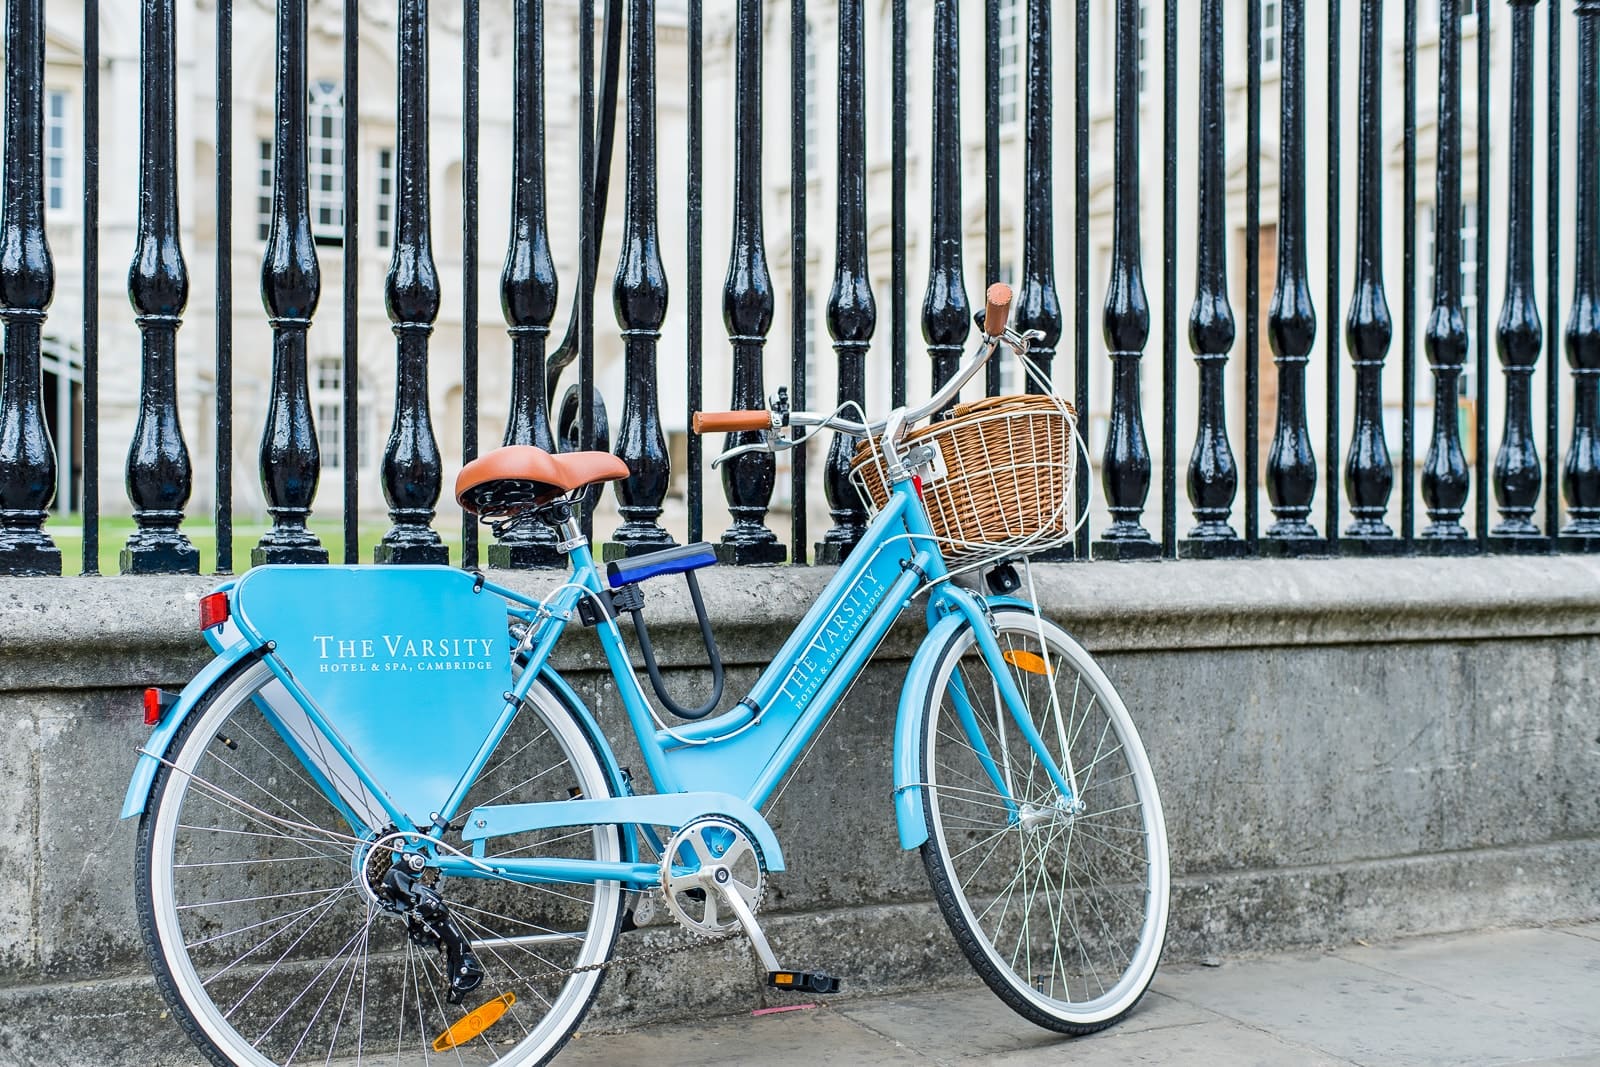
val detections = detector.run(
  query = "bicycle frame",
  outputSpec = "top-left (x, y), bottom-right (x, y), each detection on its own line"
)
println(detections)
top-left (123, 474), bottom-right (1076, 894)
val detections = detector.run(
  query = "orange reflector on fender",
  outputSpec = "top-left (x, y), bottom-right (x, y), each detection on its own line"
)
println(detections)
top-left (1002, 649), bottom-right (1054, 677)
top-left (198, 592), bottom-right (230, 631)
top-left (433, 992), bottom-right (516, 1052)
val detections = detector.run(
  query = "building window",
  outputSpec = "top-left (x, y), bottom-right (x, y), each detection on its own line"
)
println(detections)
top-left (998, 0), bottom-right (1023, 125)
top-left (803, 22), bottom-right (819, 180)
top-left (375, 147), bottom-right (395, 249)
top-left (1262, 0), bottom-right (1281, 66)
top-left (313, 357), bottom-right (370, 470)
top-left (1436, 0), bottom-right (1476, 20)
top-left (308, 81), bottom-right (344, 244)
top-left (257, 140), bottom-right (273, 241)
top-left (1138, 3), bottom-right (1150, 94)
top-left (45, 90), bottom-right (68, 212)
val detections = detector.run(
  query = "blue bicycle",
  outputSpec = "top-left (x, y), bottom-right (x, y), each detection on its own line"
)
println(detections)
top-left (125, 284), bottom-right (1169, 1065)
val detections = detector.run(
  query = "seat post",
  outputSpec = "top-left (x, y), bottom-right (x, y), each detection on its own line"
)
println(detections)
top-left (556, 514), bottom-right (586, 554)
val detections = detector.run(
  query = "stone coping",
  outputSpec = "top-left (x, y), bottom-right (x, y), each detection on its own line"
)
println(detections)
top-left (4, 554), bottom-right (1600, 689)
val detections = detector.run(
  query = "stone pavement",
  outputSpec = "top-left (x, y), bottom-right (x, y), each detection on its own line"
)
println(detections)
top-left (557, 922), bottom-right (1600, 1066)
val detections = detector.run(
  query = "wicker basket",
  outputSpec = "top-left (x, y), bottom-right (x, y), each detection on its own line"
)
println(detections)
top-left (850, 393), bottom-right (1077, 567)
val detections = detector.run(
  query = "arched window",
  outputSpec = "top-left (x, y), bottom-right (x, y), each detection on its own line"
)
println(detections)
top-left (308, 81), bottom-right (345, 243)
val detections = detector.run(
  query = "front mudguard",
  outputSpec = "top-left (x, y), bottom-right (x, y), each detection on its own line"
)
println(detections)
top-left (892, 589), bottom-right (1030, 850)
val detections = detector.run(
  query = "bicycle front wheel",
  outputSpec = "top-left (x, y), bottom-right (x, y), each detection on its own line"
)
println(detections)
top-left (916, 606), bottom-right (1169, 1034)
top-left (135, 659), bottom-right (625, 1066)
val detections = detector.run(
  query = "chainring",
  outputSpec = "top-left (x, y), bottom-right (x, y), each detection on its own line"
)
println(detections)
top-left (660, 816), bottom-right (766, 938)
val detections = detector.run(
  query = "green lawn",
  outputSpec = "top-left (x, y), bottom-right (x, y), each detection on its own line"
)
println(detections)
top-left (45, 514), bottom-right (469, 576)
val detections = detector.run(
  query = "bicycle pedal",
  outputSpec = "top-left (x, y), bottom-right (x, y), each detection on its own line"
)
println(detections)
top-left (766, 970), bottom-right (841, 995)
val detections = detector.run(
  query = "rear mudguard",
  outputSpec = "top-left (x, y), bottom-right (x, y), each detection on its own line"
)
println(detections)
top-left (120, 631), bottom-right (260, 820)
top-left (892, 591), bottom-right (1034, 851)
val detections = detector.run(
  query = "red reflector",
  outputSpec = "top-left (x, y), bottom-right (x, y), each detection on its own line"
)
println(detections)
top-left (199, 592), bottom-right (230, 631)
top-left (144, 689), bottom-right (164, 726)
top-left (912, 475), bottom-right (925, 499)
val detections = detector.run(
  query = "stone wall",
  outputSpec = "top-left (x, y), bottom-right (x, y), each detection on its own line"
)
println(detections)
top-left (1, 556), bottom-right (1597, 1063)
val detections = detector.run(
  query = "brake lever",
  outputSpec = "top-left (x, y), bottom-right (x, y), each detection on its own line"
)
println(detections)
top-left (710, 440), bottom-right (776, 469)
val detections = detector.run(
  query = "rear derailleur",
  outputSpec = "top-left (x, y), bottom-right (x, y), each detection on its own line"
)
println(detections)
top-left (376, 851), bottom-right (485, 1004)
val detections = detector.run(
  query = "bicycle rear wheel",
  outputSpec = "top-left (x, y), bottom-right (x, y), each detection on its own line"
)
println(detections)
top-left (135, 659), bottom-right (625, 1066)
top-left (915, 606), bottom-right (1168, 1034)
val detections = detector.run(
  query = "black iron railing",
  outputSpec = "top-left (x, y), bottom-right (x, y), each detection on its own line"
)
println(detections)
top-left (1, 0), bottom-right (1598, 577)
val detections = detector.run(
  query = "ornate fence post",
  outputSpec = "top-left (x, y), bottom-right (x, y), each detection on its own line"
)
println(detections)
top-left (1263, 0), bottom-right (1323, 553)
top-left (124, 0), bottom-right (199, 575)
top-left (922, 0), bottom-right (969, 402)
top-left (1182, 0), bottom-right (1243, 557)
top-left (606, 0), bottom-right (674, 560)
top-left (1094, 0), bottom-right (1156, 559)
top-left (818, 0), bottom-right (875, 565)
top-left (493, 0), bottom-right (562, 569)
top-left (1492, 0), bottom-right (1545, 546)
top-left (254, 0), bottom-right (328, 566)
top-left (716, 0), bottom-right (784, 565)
top-left (1343, 0), bottom-right (1398, 549)
top-left (1561, 0), bottom-right (1600, 545)
top-left (377, 0), bottom-right (449, 565)
top-left (0, 0), bottom-right (60, 576)
top-left (1421, 0), bottom-right (1472, 545)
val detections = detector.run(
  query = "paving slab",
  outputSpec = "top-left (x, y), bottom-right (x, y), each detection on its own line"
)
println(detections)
top-left (1157, 947), bottom-right (1600, 1066)
top-left (1334, 927), bottom-right (1600, 1036)
top-left (555, 924), bottom-right (1600, 1067)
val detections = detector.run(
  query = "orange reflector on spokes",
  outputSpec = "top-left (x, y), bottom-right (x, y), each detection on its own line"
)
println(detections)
top-left (1002, 649), bottom-right (1053, 677)
top-left (433, 992), bottom-right (516, 1052)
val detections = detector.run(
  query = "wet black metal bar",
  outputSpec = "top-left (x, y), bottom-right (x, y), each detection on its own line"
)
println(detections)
top-left (1401, 0), bottom-right (1418, 542)
top-left (1160, 0), bottom-right (1177, 558)
top-left (818, 0), bottom-right (875, 565)
top-left (215, 0), bottom-right (233, 573)
top-left (1343, 0), bottom-right (1398, 551)
top-left (377, 0), bottom-right (448, 565)
top-left (1074, 0), bottom-right (1090, 556)
top-left (1245, 0), bottom-right (1262, 547)
top-left (605, 0), bottom-right (675, 560)
top-left (254, 0), bottom-right (329, 567)
top-left (342, 0), bottom-right (360, 563)
top-left (123, 0), bottom-right (198, 575)
top-left (687, 0), bottom-right (703, 545)
top-left (984, 0), bottom-right (1001, 397)
top-left (462, 0), bottom-right (481, 569)
top-left (577, 0), bottom-right (596, 539)
top-left (1013, 0), bottom-right (1055, 396)
top-left (923, 0), bottom-right (969, 405)
top-left (1474, 0), bottom-right (1491, 546)
top-left (1262, 0), bottom-right (1324, 554)
top-left (82, 0), bottom-right (100, 574)
top-left (1181, 0), bottom-right (1243, 559)
top-left (1420, 0), bottom-right (1472, 546)
top-left (493, 0), bottom-right (562, 569)
top-left (1547, 0), bottom-right (1563, 541)
top-left (0, 0), bottom-right (60, 576)
top-left (1324, 0), bottom-right (1341, 549)
top-left (1094, 0), bottom-right (1157, 560)
top-left (1560, 0), bottom-right (1600, 546)
top-left (891, 0), bottom-right (907, 409)
top-left (1490, 0), bottom-right (1545, 548)
top-left (790, 0), bottom-right (808, 565)
top-left (717, 0), bottom-right (784, 566)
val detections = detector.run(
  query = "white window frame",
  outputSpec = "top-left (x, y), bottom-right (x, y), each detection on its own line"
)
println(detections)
top-left (375, 147), bottom-right (395, 249)
top-left (257, 139), bottom-right (273, 242)
top-left (45, 89), bottom-right (69, 213)
top-left (803, 21), bottom-right (819, 180)
top-left (1262, 0), bottom-right (1282, 68)
top-left (998, 0), bottom-right (1023, 126)
top-left (308, 81), bottom-right (344, 243)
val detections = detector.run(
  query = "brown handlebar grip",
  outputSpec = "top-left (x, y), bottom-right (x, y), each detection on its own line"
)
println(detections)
top-left (984, 283), bottom-right (1014, 336)
top-left (691, 410), bottom-right (773, 434)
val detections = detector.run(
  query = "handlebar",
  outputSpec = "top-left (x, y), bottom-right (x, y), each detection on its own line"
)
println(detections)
top-left (693, 283), bottom-right (1027, 466)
